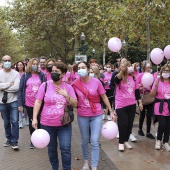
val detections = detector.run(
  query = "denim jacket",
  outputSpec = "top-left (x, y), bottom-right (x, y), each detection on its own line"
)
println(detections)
top-left (17, 71), bottom-right (46, 107)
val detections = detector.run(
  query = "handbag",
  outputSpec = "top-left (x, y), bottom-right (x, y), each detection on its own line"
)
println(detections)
top-left (61, 105), bottom-right (74, 125)
top-left (141, 91), bottom-right (155, 105)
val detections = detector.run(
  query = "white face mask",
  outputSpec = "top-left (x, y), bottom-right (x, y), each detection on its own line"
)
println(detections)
top-left (128, 66), bottom-right (134, 73)
top-left (162, 73), bottom-right (170, 79)
top-left (89, 73), bottom-right (94, 77)
top-left (136, 66), bottom-right (140, 70)
top-left (107, 68), bottom-right (111, 72)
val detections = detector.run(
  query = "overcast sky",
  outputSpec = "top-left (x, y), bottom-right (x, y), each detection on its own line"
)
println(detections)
top-left (0, 0), bottom-right (13, 7)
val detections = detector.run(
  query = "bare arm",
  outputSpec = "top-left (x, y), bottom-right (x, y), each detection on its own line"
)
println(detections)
top-left (101, 93), bottom-right (116, 121)
top-left (32, 99), bottom-right (42, 129)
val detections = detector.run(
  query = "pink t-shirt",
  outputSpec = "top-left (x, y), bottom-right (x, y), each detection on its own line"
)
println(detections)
top-left (152, 79), bottom-right (170, 116)
top-left (115, 76), bottom-right (137, 109)
top-left (19, 72), bottom-right (24, 79)
top-left (73, 77), bottom-right (105, 117)
top-left (36, 80), bottom-right (77, 126)
top-left (70, 72), bottom-right (79, 83)
top-left (103, 71), bottom-right (112, 89)
top-left (39, 68), bottom-right (47, 75)
top-left (46, 72), bottom-right (52, 81)
top-left (134, 70), bottom-right (139, 78)
top-left (25, 74), bottom-right (42, 107)
top-left (136, 72), bottom-right (152, 92)
top-left (62, 72), bottom-right (71, 83)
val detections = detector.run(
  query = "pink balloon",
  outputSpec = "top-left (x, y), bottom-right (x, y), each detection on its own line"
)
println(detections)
top-left (150, 48), bottom-right (164, 65)
top-left (141, 73), bottom-right (154, 88)
top-left (31, 129), bottom-right (50, 148)
top-left (108, 37), bottom-right (122, 52)
top-left (164, 45), bottom-right (170, 59)
top-left (101, 121), bottom-right (118, 140)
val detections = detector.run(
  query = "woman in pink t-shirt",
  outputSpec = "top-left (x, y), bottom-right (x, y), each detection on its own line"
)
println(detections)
top-left (32, 62), bottom-right (77, 170)
top-left (136, 60), bottom-right (155, 139)
top-left (150, 64), bottom-right (170, 151)
top-left (72, 61), bottom-right (116, 170)
top-left (16, 61), bottom-right (29, 128)
top-left (18, 58), bottom-right (46, 149)
top-left (114, 58), bottom-right (143, 151)
top-left (103, 63), bottom-right (114, 120)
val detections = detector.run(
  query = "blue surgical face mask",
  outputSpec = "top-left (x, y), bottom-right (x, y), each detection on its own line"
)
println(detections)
top-left (78, 69), bottom-right (88, 77)
top-left (150, 69), bottom-right (153, 73)
top-left (3, 61), bottom-right (11, 69)
top-left (136, 66), bottom-right (140, 70)
top-left (31, 65), bottom-right (38, 72)
top-left (89, 73), bottom-right (94, 77)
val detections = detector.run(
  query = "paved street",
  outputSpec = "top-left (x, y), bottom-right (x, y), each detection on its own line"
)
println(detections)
top-left (0, 113), bottom-right (117, 170)
top-left (0, 111), bottom-right (170, 170)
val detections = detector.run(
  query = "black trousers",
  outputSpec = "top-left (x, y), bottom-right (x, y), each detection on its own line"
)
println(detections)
top-left (103, 89), bottom-right (114, 115)
top-left (139, 103), bottom-right (153, 133)
top-left (25, 106), bottom-right (41, 135)
top-left (116, 104), bottom-right (136, 144)
top-left (157, 115), bottom-right (170, 143)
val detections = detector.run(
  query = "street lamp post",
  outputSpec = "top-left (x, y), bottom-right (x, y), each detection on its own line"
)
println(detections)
top-left (122, 39), bottom-right (127, 58)
top-left (80, 32), bottom-right (86, 55)
top-left (92, 48), bottom-right (95, 58)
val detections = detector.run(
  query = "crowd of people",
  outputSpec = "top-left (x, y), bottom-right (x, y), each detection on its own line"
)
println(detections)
top-left (0, 55), bottom-right (170, 170)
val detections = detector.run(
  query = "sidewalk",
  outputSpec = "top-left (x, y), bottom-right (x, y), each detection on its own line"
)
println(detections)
top-left (0, 112), bottom-right (170, 170)
top-left (0, 114), bottom-right (117, 170)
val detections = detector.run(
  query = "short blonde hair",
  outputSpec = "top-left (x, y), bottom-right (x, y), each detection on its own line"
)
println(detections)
top-left (26, 58), bottom-right (39, 73)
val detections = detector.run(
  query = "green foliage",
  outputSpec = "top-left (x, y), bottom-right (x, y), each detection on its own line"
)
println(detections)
top-left (0, 8), bottom-right (23, 62)
top-left (3, 0), bottom-right (170, 63)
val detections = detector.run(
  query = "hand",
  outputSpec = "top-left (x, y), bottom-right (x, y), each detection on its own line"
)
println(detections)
top-left (103, 109), bottom-right (107, 114)
top-left (10, 82), bottom-right (14, 86)
top-left (32, 119), bottom-right (38, 129)
top-left (110, 111), bottom-right (117, 122)
top-left (139, 102), bottom-right (143, 111)
top-left (18, 106), bottom-right (23, 112)
top-left (55, 87), bottom-right (68, 97)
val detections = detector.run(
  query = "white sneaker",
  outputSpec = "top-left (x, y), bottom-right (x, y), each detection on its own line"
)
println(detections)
top-left (107, 115), bottom-right (111, 121)
top-left (92, 167), bottom-right (97, 170)
top-left (129, 134), bottom-right (137, 142)
top-left (155, 132), bottom-right (157, 138)
top-left (155, 140), bottom-right (161, 150)
top-left (163, 143), bottom-right (170, 152)
top-left (102, 114), bottom-right (106, 120)
top-left (116, 133), bottom-right (119, 139)
top-left (124, 142), bottom-right (132, 149)
top-left (82, 160), bottom-right (90, 170)
top-left (25, 118), bottom-right (29, 126)
top-left (118, 144), bottom-right (124, 152)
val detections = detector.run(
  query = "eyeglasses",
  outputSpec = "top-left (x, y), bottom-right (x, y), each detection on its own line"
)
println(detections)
top-left (3, 60), bottom-right (11, 62)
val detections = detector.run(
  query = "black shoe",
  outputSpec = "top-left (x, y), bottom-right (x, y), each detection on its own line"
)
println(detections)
top-left (29, 142), bottom-right (35, 149)
top-left (11, 142), bottom-right (19, 150)
top-left (3, 139), bottom-right (11, 147)
top-left (138, 130), bottom-right (145, 136)
top-left (146, 133), bottom-right (155, 139)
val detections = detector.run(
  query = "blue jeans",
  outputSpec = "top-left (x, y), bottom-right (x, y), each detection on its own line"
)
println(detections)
top-left (41, 124), bottom-right (72, 170)
top-left (77, 114), bottom-right (102, 167)
top-left (0, 101), bottom-right (19, 143)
